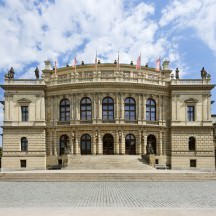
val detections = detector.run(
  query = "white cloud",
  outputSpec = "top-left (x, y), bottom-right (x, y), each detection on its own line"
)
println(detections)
top-left (0, 0), bottom-right (181, 78)
top-left (160, 0), bottom-right (216, 53)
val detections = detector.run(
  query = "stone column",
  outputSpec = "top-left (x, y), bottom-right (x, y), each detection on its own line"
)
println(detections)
top-left (97, 131), bottom-right (103, 154)
top-left (53, 96), bottom-right (58, 124)
top-left (76, 95), bottom-right (80, 122)
top-left (120, 94), bottom-right (124, 123)
top-left (143, 95), bottom-right (146, 123)
top-left (70, 131), bottom-right (75, 155)
top-left (115, 130), bottom-right (119, 154)
top-left (53, 129), bottom-right (57, 156)
top-left (93, 94), bottom-right (97, 123)
top-left (92, 131), bottom-right (97, 154)
top-left (143, 131), bottom-right (147, 155)
top-left (115, 94), bottom-right (119, 122)
top-left (138, 94), bottom-right (142, 124)
top-left (49, 131), bottom-right (52, 156)
top-left (137, 130), bottom-right (142, 154)
top-left (70, 94), bottom-right (74, 123)
top-left (119, 131), bottom-right (125, 154)
top-left (75, 134), bottom-right (80, 154)
top-left (98, 95), bottom-right (102, 123)
top-left (159, 131), bottom-right (163, 155)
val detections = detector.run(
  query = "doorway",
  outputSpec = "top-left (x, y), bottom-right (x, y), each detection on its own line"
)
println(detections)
top-left (103, 134), bottom-right (114, 154)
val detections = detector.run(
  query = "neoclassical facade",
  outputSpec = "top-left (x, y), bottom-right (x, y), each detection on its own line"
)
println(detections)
top-left (1, 60), bottom-right (215, 170)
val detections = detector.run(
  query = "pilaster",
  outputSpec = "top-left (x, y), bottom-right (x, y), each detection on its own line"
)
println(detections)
top-left (115, 130), bottom-right (119, 154)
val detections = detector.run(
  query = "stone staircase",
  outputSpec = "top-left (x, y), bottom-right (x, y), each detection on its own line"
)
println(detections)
top-left (65, 155), bottom-right (153, 170)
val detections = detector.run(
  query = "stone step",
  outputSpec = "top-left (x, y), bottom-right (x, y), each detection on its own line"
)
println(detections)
top-left (1, 172), bottom-right (216, 182)
top-left (66, 155), bottom-right (151, 170)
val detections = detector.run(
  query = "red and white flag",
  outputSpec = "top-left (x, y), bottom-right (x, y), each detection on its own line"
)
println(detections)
top-left (73, 57), bottom-right (77, 72)
top-left (136, 54), bottom-right (141, 70)
top-left (156, 57), bottom-right (161, 72)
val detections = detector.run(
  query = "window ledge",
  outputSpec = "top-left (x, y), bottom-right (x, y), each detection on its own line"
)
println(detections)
top-left (124, 120), bottom-right (137, 123)
top-left (57, 121), bottom-right (70, 125)
top-left (80, 120), bottom-right (93, 123)
top-left (102, 120), bottom-right (115, 123)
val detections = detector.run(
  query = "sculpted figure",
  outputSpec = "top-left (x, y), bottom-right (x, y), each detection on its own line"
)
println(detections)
top-left (146, 142), bottom-right (154, 154)
top-left (35, 67), bottom-right (39, 79)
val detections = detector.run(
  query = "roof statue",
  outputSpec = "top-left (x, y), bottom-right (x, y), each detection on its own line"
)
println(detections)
top-left (175, 68), bottom-right (179, 79)
top-left (35, 67), bottom-right (40, 79)
top-left (4, 67), bottom-right (15, 79)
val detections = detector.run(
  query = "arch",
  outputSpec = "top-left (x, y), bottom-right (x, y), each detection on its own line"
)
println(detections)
top-left (21, 137), bottom-right (28, 152)
top-left (125, 134), bottom-right (136, 155)
top-left (189, 136), bottom-right (196, 151)
top-left (59, 134), bottom-right (69, 155)
top-left (59, 98), bottom-right (70, 121)
top-left (124, 97), bottom-right (136, 121)
top-left (80, 134), bottom-right (91, 154)
top-left (80, 97), bottom-right (92, 121)
top-left (103, 133), bottom-right (114, 154)
top-left (102, 97), bottom-right (114, 121)
top-left (147, 134), bottom-right (157, 154)
top-left (146, 98), bottom-right (156, 121)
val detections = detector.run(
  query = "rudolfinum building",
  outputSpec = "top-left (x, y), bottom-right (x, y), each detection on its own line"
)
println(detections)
top-left (0, 60), bottom-right (215, 170)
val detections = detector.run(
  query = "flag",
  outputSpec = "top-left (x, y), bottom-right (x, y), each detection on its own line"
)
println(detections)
top-left (117, 51), bottom-right (120, 71)
top-left (136, 54), bottom-right (141, 70)
top-left (73, 57), bottom-right (77, 72)
top-left (95, 51), bottom-right (97, 71)
top-left (156, 57), bottom-right (161, 72)
top-left (54, 60), bottom-right (57, 77)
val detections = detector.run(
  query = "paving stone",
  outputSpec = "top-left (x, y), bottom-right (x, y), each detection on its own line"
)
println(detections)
top-left (0, 182), bottom-right (215, 208)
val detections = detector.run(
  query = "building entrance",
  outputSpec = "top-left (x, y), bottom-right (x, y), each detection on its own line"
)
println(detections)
top-left (103, 134), bottom-right (114, 154)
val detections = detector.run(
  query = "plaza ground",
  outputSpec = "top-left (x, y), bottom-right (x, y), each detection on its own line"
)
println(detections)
top-left (0, 180), bottom-right (215, 215)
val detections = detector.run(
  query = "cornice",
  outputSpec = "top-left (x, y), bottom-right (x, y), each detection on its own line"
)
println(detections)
top-left (46, 81), bottom-right (169, 92)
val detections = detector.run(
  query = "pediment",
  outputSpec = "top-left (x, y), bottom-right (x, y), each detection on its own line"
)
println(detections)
top-left (17, 98), bottom-right (32, 104)
top-left (184, 98), bottom-right (198, 103)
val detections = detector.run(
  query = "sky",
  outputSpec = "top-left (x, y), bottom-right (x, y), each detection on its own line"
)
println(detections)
top-left (0, 0), bottom-right (216, 140)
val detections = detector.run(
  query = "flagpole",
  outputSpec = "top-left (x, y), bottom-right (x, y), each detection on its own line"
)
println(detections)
top-left (140, 52), bottom-right (141, 72)
top-left (54, 60), bottom-right (57, 78)
top-left (117, 50), bottom-right (120, 72)
top-left (95, 50), bottom-right (98, 72)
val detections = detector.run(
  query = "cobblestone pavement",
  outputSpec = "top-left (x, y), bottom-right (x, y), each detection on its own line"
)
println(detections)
top-left (0, 182), bottom-right (215, 208)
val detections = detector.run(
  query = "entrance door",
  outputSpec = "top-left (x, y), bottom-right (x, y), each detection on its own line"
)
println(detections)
top-left (125, 134), bottom-right (136, 155)
top-left (81, 134), bottom-right (91, 154)
top-left (103, 134), bottom-right (114, 154)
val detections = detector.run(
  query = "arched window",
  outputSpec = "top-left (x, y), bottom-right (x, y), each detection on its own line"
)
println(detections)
top-left (125, 97), bottom-right (136, 121)
top-left (189, 137), bottom-right (196, 151)
top-left (146, 99), bottom-right (156, 121)
top-left (59, 135), bottom-right (69, 155)
top-left (125, 134), bottom-right (136, 155)
top-left (80, 97), bottom-right (92, 121)
top-left (60, 99), bottom-right (70, 121)
top-left (102, 97), bottom-right (114, 121)
top-left (21, 137), bottom-right (28, 152)
top-left (80, 134), bottom-right (91, 154)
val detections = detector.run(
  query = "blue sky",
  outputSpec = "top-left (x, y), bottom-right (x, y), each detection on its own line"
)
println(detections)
top-left (0, 0), bottom-right (216, 131)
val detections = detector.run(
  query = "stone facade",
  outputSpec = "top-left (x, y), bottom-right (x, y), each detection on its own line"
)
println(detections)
top-left (1, 60), bottom-right (215, 170)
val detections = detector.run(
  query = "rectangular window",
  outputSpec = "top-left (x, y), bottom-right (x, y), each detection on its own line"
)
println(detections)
top-left (20, 160), bottom-right (27, 168)
top-left (187, 106), bottom-right (195, 121)
top-left (190, 159), bottom-right (196, 167)
top-left (21, 106), bottom-right (28, 121)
